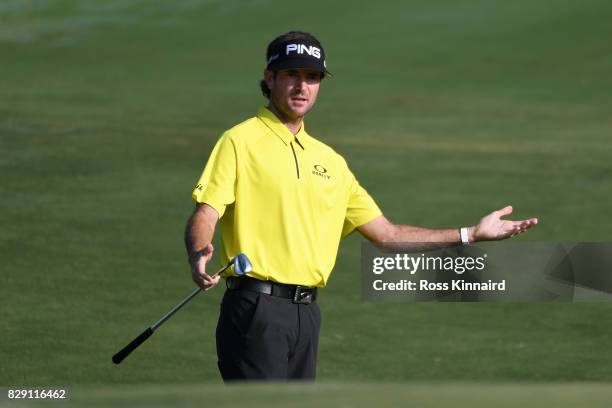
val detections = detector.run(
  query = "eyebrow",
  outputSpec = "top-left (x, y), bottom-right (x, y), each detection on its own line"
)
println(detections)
top-left (284, 69), bottom-right (319, 75)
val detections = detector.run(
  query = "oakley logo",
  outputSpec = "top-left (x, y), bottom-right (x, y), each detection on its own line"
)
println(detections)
top-left (286, 44), bottom-right (321, 59)
top-left (267, 53), bottom-right (280, 64)
top-left (312, 164), bottom-right (330, 179)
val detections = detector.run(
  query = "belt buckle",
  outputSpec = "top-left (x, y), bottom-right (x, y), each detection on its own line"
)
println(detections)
top-left (293, 286), bottom-right (313, 304)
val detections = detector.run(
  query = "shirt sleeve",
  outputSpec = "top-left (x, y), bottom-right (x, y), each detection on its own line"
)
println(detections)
top-left (341, 166), bottom-right (382, 238)
top-left (191, 132), bottom-right (237, 218)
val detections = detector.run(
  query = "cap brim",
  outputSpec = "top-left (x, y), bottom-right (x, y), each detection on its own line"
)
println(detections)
top-left (268, 58), bottom-right (333, 77)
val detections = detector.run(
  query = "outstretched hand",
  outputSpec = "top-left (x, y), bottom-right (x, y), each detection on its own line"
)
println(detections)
top-left (471, 205), bottom-right (538, 242)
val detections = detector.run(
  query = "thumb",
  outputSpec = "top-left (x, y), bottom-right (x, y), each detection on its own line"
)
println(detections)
top-left (496, 205), bottom-right (513, 218)
top-left (203, 243), bottom-right (214, 262)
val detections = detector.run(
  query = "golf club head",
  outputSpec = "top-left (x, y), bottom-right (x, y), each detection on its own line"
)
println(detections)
top-left (233, 253), bottom-right (253, 276)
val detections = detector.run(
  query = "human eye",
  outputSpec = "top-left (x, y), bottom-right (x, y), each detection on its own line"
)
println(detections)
top-left (306, 72), bottom-right (321, 82)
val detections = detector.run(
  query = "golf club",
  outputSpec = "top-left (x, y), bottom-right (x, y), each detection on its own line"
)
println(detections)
top-left (112, 253), bottom-right (252, 364)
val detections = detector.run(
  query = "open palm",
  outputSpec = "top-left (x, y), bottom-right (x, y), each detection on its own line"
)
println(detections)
top-left (473, 205), bottom-right (538, 241)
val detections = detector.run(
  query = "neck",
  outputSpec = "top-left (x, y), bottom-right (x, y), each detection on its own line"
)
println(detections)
top-left (267, 102), bottom-right (302, 135)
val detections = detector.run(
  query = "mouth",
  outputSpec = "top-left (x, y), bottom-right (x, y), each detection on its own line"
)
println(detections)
top-left (290, 96), bottom-right (308, 104)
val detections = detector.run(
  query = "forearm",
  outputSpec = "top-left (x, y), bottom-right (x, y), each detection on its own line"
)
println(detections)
top-left (384, 224), bottom-right (473, 251)
top-left (358, 216), bottom-right (473, 252)
top-left (389, 224), bottom-right (464, 244)
top-left (184, 204), bottom-right (218, 260)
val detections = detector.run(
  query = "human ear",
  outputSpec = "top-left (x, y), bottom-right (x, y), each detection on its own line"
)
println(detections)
top-left (264, 69), bottom-right (275, 90)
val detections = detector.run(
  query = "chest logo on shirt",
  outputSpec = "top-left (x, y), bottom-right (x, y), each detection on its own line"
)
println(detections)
top-left (312, 164), bottom-right (331, 180)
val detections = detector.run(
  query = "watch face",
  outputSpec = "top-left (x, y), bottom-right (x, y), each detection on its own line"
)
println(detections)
top-left (460, 227), bottom-right (469, 244)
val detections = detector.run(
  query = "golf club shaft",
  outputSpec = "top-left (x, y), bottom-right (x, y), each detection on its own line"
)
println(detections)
top-left (112, 328), bottom-right (153, 364)
top-left (151, 287), bottom-right (201, 331)
top-left (112, 259), bottom-right (232, 364)
top-left (151, 258), bottom-right (233, 330)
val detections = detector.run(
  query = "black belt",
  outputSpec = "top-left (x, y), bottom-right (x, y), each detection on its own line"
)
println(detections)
top-left (226, 276), bottom-right (318, 304)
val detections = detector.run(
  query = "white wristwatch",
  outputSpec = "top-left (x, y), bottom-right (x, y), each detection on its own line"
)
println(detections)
top-left (460, 227), bottom-right (470, 245)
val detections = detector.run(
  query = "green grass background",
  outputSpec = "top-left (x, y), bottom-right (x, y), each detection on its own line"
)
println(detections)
top-left (2, 0), bottom-right (612, 405)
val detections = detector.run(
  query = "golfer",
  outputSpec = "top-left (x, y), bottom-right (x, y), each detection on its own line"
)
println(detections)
top-left (185, 31), bottom-right (538, 381)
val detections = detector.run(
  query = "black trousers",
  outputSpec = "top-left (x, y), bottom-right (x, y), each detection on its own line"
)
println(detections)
top-left (216, 287), bottom-right (321, 381)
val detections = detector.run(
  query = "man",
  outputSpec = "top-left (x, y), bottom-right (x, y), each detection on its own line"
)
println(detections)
top-left (185, 31), bottom-right (538, 381)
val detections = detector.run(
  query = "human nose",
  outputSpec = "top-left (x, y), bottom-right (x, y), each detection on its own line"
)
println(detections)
top-left (294, 74), bottom-right (309, 89)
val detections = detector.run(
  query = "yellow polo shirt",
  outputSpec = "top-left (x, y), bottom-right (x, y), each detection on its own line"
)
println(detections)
top-left (192, 107), bottom-right (381, 287)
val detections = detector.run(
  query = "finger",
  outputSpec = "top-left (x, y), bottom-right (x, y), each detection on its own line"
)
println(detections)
top-left (496, 205), bottom-right (513, 217)
top-left (521, 222), bottom-right (534, 231)
top-left (512, 221), bottom-right (528, 230)
top-left (202, 243), bottom-right (214, 262)
top-left (205, 243), bottom-right (214, 254)
top-left (203, 275), bottom-right (221, 292)
top-left (195, 271), bottom-right (208, 283)
top-left (201, 271), bottom-right (222, 284)
top-left (192, 275), bottom-right (208, 290)
top-left (200, 273), bottom-right (215, 284)
top-left (512, 219), bottom-right (537, 228)
top-left (193, 268), bottom-right (209, 283)
top-left (509, 221), bottom-right (537, 237)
